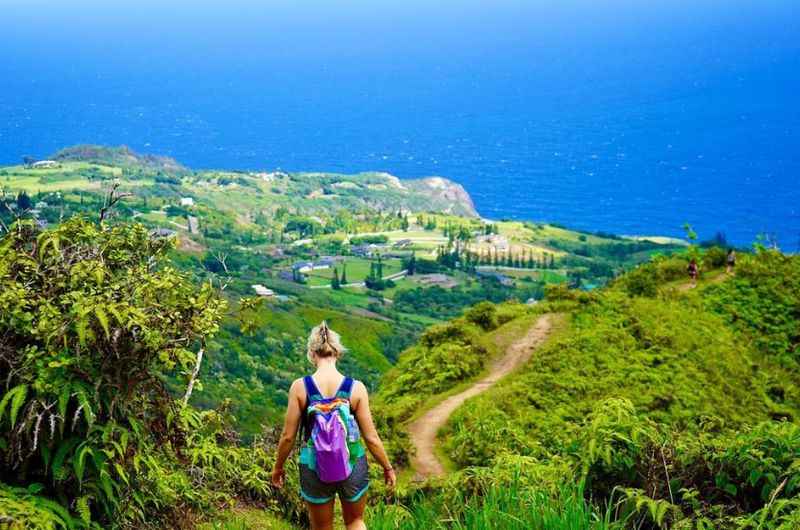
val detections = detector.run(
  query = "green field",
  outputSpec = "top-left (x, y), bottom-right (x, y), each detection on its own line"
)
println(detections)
top-left (304, 257), bottom-right (405, 286)
top-left (484, 267), bottom-right (569, 283)
top-left (0, 162), bottom-right (128, 192)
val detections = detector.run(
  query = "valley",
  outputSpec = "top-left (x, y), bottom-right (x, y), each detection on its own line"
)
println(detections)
top-left (1, 146), bottom-right (797, 530)
top-left (0, 145), bottom-right (684, 435)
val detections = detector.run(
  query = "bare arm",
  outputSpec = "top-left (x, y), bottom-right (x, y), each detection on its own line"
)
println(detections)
top-left (352, 381), bottom-right (395, 486)
top-left (271, 379), bottom-right (303, 487)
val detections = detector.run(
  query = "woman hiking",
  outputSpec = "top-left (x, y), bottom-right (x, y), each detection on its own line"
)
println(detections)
top-left (726, 249), bottom-right (737, 275)
top-left (271, 322), bottom-right (396, 530)
top-left (687, 258), bottom-right (699, 288)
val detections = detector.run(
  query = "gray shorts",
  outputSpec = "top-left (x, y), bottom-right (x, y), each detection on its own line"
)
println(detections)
top-left (299, 455), bottom-right (369, 504)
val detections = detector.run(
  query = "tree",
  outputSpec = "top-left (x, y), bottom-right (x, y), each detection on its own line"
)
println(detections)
top-left (365, 259), bottom-right (386, 290)
top-left (406, 251), bottom-right (417, 275)
top-left (683, 222), bottom-right (698, 243)
top-left (284, 216), bottom-right (322, 237)
top-left (331, 267), bottom-right (341, 289)
top-left (21, 155), bottom-right (36, 167)
top-left (377, 255), bottom-right (384, 278)
top-left (16, 191), bottom-right (32, 211)
top-left (340, 262), bottom-right (348, 284)
top-left (0, 218), bottom-right (225, 524)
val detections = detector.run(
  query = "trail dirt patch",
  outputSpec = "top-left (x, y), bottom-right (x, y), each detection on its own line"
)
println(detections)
top-left (407, 314), bottom-right (553, 480)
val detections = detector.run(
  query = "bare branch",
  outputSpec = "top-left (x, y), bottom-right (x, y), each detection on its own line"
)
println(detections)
top-left (182, 348), bottom-right (205, 406)
top-left (213, 252), bottom-right (229, 274)
top-left (99, 182), bottom-right (134, 223)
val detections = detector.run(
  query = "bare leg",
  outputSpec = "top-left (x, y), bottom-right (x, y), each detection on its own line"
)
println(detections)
top-left (307, 500), bottom-right (335, 530)
top-left (342, 495), bottom-right (368, 530)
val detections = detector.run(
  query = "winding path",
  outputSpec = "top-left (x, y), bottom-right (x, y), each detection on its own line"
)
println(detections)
top-left (407, 314), bottom-right (554, 480)
top-left (676, 270), bottom-right (728, 292)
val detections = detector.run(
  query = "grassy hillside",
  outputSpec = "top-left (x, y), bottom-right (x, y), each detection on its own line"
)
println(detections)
top-left (6, 146), bottom-right (743, 529)
top-left (376, 247), bottom-right (800, 529)
top-left (2, 211), bottom-right (797, 529)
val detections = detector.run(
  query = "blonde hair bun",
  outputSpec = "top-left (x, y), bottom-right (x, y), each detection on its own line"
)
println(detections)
top-left (306, 321), bottom-right (347, 363)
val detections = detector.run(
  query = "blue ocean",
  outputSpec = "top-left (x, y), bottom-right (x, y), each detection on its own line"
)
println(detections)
top-left (2, 0), bottom-right (798, 246)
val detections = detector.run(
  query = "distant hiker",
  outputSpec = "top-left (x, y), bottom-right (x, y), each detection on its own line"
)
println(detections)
top-left (271, 322), bottom-right (395, 530)
top-left (688, 258), bottom-right (699, 288)
top-left (726, 249), bottom-right (737, 275)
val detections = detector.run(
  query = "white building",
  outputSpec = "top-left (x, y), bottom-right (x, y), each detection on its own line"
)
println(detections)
top-left (31, 160), bottom-right (59, 169)
top-left (179, 197), bottom-right (194, 207)
top-left (476, 234), bottom-right (510, 251)
top-left (251, 284), bottom-right (275, 297)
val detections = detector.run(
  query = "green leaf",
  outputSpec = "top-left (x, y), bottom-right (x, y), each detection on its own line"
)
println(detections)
top-left (9, 384), bottom-right (29, 427)
top-left (58, 385), bottom-right (71, 435)
top-left (95, 306), bottom-right (110, 339)
top-left (27, 482), bottom-right (45, 494)
top-left (77, 496), bottom-right (92, 524)
top-left (0, 385), bottom-right (28, 421)
top-left (52, 437), bottom-right (81, 480)
top-left (41, 444), bottom-right (52, 472)
top-left (76, 317), bottom-right (89, 347)
top-left (74, 444), bottom-right (93, 483)
top-left (99, 469), bottom-right (117, 505)
top-left (76, 391), bottom-right (95, 427)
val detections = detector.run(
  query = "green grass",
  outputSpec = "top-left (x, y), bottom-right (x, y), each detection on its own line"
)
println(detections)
top-left (0, 162), bottom-right (131, 192)
top-left (349, 229), bottom-right (449, 251)
top-left (367, 481), bottom-right (621, 530)
top-left (201, 508), bottom-right (297, 530)
top-left (304, 258), bottom-right (404, 286)
top-left (484, 267), bottom-right (569, 283)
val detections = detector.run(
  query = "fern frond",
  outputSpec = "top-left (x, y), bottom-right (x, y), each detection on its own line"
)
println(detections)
top-left (0, 384), bottom-right (27, 426)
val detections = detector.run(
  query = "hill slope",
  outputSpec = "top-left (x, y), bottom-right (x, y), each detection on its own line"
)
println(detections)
top-left (374, 248), bottom-right (800, 529)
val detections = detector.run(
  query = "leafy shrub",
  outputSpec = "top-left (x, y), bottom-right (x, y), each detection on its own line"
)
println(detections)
top-left (350, 234), bottom-right (389, 245)
top-left (691, 421), bottom-right (800, 512)
top-left (620, 266), bottom-right (659, 297)
top-left (0, 218), bottom-right (231, 526)
top-left (545, 283), bottom-right (595, 305)
top-left (703, 246), bottom-right (728, 269)
top-left (464, 302), bottom-right (498, 331)
top-left (704, 249), bottom-right (800, 367)
top-left (613, 254), bottom-right (691, 297)
top-left (0, 483), bottom-right (82, 529)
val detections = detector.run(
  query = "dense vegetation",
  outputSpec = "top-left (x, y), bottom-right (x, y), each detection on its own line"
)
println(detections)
top-left (374, 248), bottom-right (800, 529)
top-left (0, 148), bottom-right (685, 437)
top-left (7, 147), bottom-right (789, 528)
top-left (0, 218), bottom-right (323, 529)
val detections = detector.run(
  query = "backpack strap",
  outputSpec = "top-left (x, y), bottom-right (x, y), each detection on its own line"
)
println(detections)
top-left (299, 376), bottom-right (320, 445)
top-left (339, 377), bottom-right (354, 398)
top-left (303, 375), bottom-right (322, 403)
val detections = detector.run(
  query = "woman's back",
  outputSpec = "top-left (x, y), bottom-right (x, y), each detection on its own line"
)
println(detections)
top-left (310, 371), bottom-right (347, 399)
top-left (271, 321), bottom-right (395, 530)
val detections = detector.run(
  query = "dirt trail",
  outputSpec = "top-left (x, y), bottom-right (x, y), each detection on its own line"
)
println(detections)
top-left (407, 314), bottom-right (553, 480)
top-left (677, 270), bottom-right (728, 292)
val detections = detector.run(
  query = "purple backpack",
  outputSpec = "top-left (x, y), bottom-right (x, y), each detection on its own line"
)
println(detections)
top-left (303, 376), bottom-right (357, 483)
